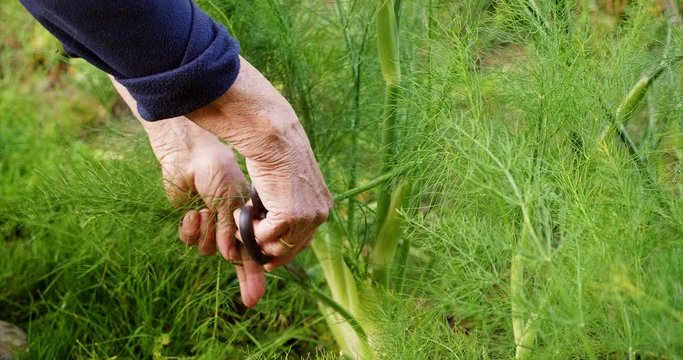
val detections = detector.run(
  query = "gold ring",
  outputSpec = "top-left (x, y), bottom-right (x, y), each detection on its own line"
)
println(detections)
top-left (278, 237), bottom-right (294, 248)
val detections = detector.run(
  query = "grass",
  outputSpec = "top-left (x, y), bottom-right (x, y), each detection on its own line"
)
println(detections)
top-left (1, 0), bottom-right (682, 358)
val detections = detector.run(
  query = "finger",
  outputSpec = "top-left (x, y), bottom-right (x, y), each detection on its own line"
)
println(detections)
top-left (216, 209), bottom-right (237, 261)
top-left (179, 210), bottom-right (201, 245)
top-left (197, 209), bottom-right (217, 256)
top-left (258, 228), bottom-right (296, 258)
top-left (253, 213), bottom-right (321, 258)
top-left (263, 231), bottom-right (314, 271)
top-left (200, 184), bottom-right (245, 260)
top-left (235, 246), bottom-right (266, 308)
top-left (263, 251), bottom-right (299, 272)
top-left (251, 216), bottom-right (289, 252)
top-left (228, 235), bottom-right (241, 261)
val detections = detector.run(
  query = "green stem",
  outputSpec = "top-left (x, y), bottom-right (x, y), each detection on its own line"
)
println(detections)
top-left (336, 0), bottom-right (367, 234)
top-left (511, 215), bottom-right (544, 359)
top-left (394, 0), bottom-right (403, 29)
top-left (426, 0), bottom-right (435, 117)
top-left (376, 83), bottom-right (400, 229)
top-left (615, 56), bottom-right (681, 124)
top-left (334, 166), bottom-right (407, 202)
top-left (310, 222), bottom-right (369, 357)
top-left (347, 67), bottom-right (361, 233)
top-left (511, 252), bottom-right (525, 349)
top-left (393, 237), bottom-right (411, 293)
top-left (372, 180), bottom-right (411, 286)
top-left (310, 287), bottom-right (367, 341)
top-left (515, 313), bottom-right (540, 359)
top-left (375, 0), bottom-right (402, 230)
top-left (595, 57), bottom-right (683, 213)
top-left (511, 207), bottom-right (538, 359)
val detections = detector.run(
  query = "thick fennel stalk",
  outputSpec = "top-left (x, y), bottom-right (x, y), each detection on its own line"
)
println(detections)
top-left (375, 0), bottom-right (402, 229)
top-left (511, 229), bottom-right (539, 359)
top-left (311, 221), bottom-right (369, 358)
top-left (371, 0), bottom-right (412, 288)
top-left (309, 2), bottom-right (407, 356)
top-left (598, 56), bottom-right (682, 155)
top-left (371, 179), bottom-right (411, 286)
top-left (597, 56), bottom-right (682, 212)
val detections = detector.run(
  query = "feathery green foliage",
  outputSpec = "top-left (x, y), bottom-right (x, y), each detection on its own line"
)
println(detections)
top-left (2, 0), bottom-right (682, 359)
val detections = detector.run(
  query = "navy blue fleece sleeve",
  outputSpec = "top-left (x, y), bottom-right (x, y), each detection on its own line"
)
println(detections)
top-left (19, 0), bottom-right (240, 121)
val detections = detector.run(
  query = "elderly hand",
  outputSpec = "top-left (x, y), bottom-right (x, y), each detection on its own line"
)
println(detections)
top-left (113, 81), bottom-right (267, 308)
top-left (112, 56), bottom-right (332, 307)
top-left (187, 57), bottom-right (333, 271)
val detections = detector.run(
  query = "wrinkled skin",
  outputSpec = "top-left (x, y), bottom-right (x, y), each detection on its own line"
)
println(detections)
top-left (112, 57), bottom-right (332, 307)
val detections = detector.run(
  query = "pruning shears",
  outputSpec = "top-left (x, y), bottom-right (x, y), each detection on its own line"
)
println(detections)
top-left (238, 184), bottom-right (274, 265)
top-left (237, 186), bottom-right (312, 295)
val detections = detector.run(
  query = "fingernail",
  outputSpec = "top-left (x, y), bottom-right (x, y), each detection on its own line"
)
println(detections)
top-left (182, 210), bottom-right (199, 227)
top-left (199, 210), bottom-right (209, 239)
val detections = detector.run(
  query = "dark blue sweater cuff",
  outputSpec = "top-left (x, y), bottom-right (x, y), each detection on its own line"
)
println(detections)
top-left (117, 8), bottom-right (240, 121)
top-left (118, 33), bottom-right (240, 121)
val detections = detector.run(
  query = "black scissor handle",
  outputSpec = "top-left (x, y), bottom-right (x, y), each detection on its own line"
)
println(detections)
top-left (250, 183), bottom-right (267, 217)
top-left (238, 185), bottom-right (274, 265)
